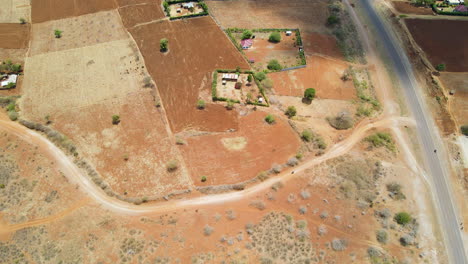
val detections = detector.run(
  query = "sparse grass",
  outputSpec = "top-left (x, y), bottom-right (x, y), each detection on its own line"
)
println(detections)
top-left (365, 132), bottom-right (396, 152)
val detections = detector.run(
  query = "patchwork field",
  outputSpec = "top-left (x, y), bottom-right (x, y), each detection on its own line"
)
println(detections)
top-left (31, 0), bottom-right (116, 23)
top-left (0, 23), bottom-right (30, 49)
top-left (207, 0), bottom-right (330, 33)
top-left (405, 19), bottom-right (468, 72)
top-left (181, 110), bottom-right (301, 186)
top-left (268, 55), bottom-right (356, 100)
top-left (0, 0), bottom-right (31, 23)
top-left (128, 16), bottom-right (250, 133)
top-left (28, 10), bottom-right (128, 56)
top-left (392, 1), bottom-right (433, 15)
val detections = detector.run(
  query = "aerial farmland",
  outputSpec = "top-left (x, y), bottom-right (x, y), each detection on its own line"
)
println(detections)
top-left (0, 0), bottom-right (463, 263)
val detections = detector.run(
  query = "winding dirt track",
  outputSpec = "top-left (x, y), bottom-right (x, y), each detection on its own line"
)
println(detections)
top-left (0, 116), bottom-right (414, 216)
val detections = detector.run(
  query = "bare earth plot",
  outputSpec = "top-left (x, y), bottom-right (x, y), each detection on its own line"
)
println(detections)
top-left (0, 23), bottom-right (30, 49)
top-left (118, 2), bottom-right (166, 28)
top-left (28, 10), bottom-right (128, 56)
top-left (127, 16), bottom-right (250, 133)
top-left (31, 0), bottom-right (116, 23)
top-left (0, 0), bottom-right (31, 23)
top-left (181, 110), bottom-right (301, 186)
top-left (405, 19), bottom-right (468, 72)
top-left (440, 73), bottom-right (468, 126)
top-left (392, 1), bottom-right (433, 15)
top-left (269, 55), bottom-right (356, 100)
top-left (207, 0), bottom-right (330, 33)
top-left (302, 32), bottom-right (344, 59)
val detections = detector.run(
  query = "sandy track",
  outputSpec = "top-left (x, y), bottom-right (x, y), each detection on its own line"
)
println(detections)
top-left (0, 116), bottom-right (414, 216)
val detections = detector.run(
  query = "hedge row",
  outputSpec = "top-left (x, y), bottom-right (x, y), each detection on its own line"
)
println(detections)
top-left (227, 28), bottom-right (299, 33)
top-left (431, 4), bottom-right (468, 16)
top-left (166, 0), bottom-right (200, 4)
top-left (170, 11), bottom-right (208, 20)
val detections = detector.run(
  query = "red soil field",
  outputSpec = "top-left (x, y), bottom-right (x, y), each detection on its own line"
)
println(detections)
top-left (0, 23), bottom-right (29, 49)
top-left (180, 110), bottom-right (301, 186)
top-left (127, 16), bottom-right (250, 133)
top-left (118, 3), bottom-right (165, 28)
top-left (405, 19), bottom-right (468, 72)
top-left (302, 32), bottom-right (343, 59)
top-left (269, 55), bottom-right (356, 99)
top-left (31, 0), bottom-right (116, 23)
top-left (393, 1), bottom-right (433, 15)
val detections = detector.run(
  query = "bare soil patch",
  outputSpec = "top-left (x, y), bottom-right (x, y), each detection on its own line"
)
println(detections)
top-left (302, 32), bottom-right (343, 59)
top-left (31, 0), bottom-right (116, 23)
top-left (29, 11), bottom-right (128, 56)
top-left (207, 0), bottom-right (330, 34)
top-left (0, 0), bottom-right (30, 23)
top-left (269, 55), bottom-right (356, 100)
top-left (405, 19), bottom-right (468, 72)
top-left (0, 23), bottom-right (29, 49)
top-left (180, 110), bottom-right (301, 186)
top-left (118, 3), bottom-right (165, 28)
top-left (440, 73), bottom-right (468, 125)
top-left (392, 1), bottom-right (433, 15)
top-left (127, 16), bottom-right (249, 132)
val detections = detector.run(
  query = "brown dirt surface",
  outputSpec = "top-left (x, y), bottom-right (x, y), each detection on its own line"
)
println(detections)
top-left (440, 73), bottom-right (468, 125)
top-left (207, 0), bottom-right (330, 34)
top-left (405, 19), bottom-right (468, 72)
top-left (0, 0), bottom-right (30, 23)
top-left (52, 90), bottom-right (192, 198)
top-left (28, 11), bottom-right (128, 56)
top-left (392, 1), bottom-right (433, 15)
top-left (269, 55), bottom-right (356, 100)
top-left (303, 32), bottom-right (344, 59)
top-left (31, 0), bottom-right (116, 23)
top-left (0, 23), bottom-right (29, 49)
top-left (127, 16), bottom-right (250, 133)
top-left (118, 3), bottom-right (165, 28)
top-left (116, 0), bottom-right (159, 6)
top-left (180, 110), bottom-right (301, 186)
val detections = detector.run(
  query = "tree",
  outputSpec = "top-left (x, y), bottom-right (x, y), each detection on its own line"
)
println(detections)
top-left (394, 212), bottom-right (412, 225)
top-left (19, 18), bottom-right (26, 24)
top-left (112, 115), bottom-right (120, 125)
top-left (436, 64), bottom-right (446, 71)
top-left (267, 59), bottom-right (282, 71)
top-left (254, 72), bottom-right (266, 81)
top-left (166, 160), bottom-right (179, 172)
top-left (247, 74), bottom-right (253, 83)
top-left (284, 106), bottom-right (297, 118)
top-left (264, 114), bottom-right (275, 124)
top-left (268, 32), bottom-right (281, 43)
top-left (197, 99), bottom-right (206, 109)
top-left (327, 15), bottom-right (339, 26)
top-left (241, 30), bottom-right (253, 40)
top-left (304, 88), bottom-right (316, 101)
top-left (160, 38), bottom-right (168, 52)
top-left (301, 130), bottom-right (313, 142)
top-left (201, 176), bottom-right (207, 182)
top-left (461, 125), bottom-right (468, 136)
top-left (54, 29), bottom-right (63, 38)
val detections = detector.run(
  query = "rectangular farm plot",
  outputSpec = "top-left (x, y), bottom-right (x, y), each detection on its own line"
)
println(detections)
top-left (0, 23), bottom-right (30, 49)
top-left (20, 39), bottom-right (148, 119)
top-left (118, 3), bottom-right (165, 28)
top-left (214, 73), bottom-right (262, 104)
top-left (29, 10), bottom-right (128, 56)
top-left (0, 0), bottom-right (31, 23)
top-left (31, 0), bottom-right (116, 23)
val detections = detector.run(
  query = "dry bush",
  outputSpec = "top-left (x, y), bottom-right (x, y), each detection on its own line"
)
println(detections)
top-left (331, 238), bottom-right (348, 251)
top-left (317, 225), bottom-right (327, 236)
top-left (204, 225), bottom-right (214, 236)
top-left (250, 200), bottom-right (266, 210)
top-left (300, 190), bottom-right (311, 199)
top-left (327, 111), bottom-right (354, 130)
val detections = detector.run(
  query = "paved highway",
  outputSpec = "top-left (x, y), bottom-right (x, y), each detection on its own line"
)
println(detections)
top-left (358, 0), bottom-right (467, 263)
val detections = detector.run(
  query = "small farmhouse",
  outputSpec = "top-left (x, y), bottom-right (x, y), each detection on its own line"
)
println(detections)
top-left (285, 31), bottom-right (292, 36)
top-left (222, 73), bottom-right (239, 81)
top-left (446, 0), bottom-right (464, 5)
top-left (240, 39), bottom-right (253, 49)
top-left (0, 74), bottom-right (17, 88)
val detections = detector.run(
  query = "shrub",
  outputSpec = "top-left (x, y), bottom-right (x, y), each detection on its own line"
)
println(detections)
top-left (268, 32), bottom-right (281, 43)
top-left (235, 82), bottom-right (242, 89)
top-left (327, 111), bottom-right (354, 130)
top-left (254, 72), bottom-right (266, 81)
top-left (295, 153), bottom-right (303, 160)
top-left (461, 125), bottom-right (468, 136)
top-left (436, 64), bottom-right (446, 71)
top-left (301, 129), bottom-right (313, 142)
top-left (247, 74), bottom-right (253, 83)
top-left (160, 38), bottom-right (168, 52)
top-left (394, 212), bottom-right (412, 225)
top-left (112, 115), bottom-right (120, 125)
top-left (197, 99), bottom-right (206, 109)
top-left (287, 157), bottom-right (299, 166)
top-left (331, 238), bottom-right (347, 251)
top-left (204, 225), bottom-right (214, 236)
top-left (264, 114), bottom-right (275, 124)
top-left (6, 102), bottom-right (15, 111)
top-left (327, 15), bottom-right (339, 25)
top-left (303, 88), bottom-right (316, 101)
top-left (400, 234), bottom-right (414, 246)
top-left (54, 29), bottom-right (63, 38)
top-left (201, 176), bottom-right (207, 182)
top-left (262, 78), bottom-right (273, 89)
top-left (267, 59), bottom-right (282, 71)
top-left (19, 18), bottom-right (26, 24)
top-left (226, 100), bottom-right (234, 110)
top-left (376, 229), bottom-right (388, 244)
top-left (284, 106), bottom-right (297, 118)
top-left (167, 160), bottom-right (179, 172)
top-left (365, 132), bottom-right (396, 152)
top-left (8, 111), bottom-right (18, 121)
top-left (241, 30), bottom-right (253, 40)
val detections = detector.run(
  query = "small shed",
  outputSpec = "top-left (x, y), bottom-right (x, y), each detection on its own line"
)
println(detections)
top-left (285, 31), bottom-right (292, 36)
top-left (1, 74), bottom-right (17, 87)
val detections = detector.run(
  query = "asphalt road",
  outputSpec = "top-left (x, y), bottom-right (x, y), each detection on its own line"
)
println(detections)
top-left (359, 0), bottom-right (467, 262)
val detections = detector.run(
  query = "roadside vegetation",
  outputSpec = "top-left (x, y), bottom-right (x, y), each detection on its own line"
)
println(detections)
top-left (365, 132), bottom-right (396, 152)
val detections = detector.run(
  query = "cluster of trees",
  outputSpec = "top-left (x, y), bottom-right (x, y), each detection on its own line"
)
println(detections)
top-left (0, 60), bottom-right (21, 74)
top-left (160, 38), bottom-right (169, 52)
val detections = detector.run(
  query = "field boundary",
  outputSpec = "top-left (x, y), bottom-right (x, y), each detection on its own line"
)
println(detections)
top-left (225, 27), bottom-right (307, 71)
top-left (431, 4), bottom-right (468, 16)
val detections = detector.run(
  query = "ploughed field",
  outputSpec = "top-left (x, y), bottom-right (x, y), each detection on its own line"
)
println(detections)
top-left (392, 1), bottom-right (433, 15)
